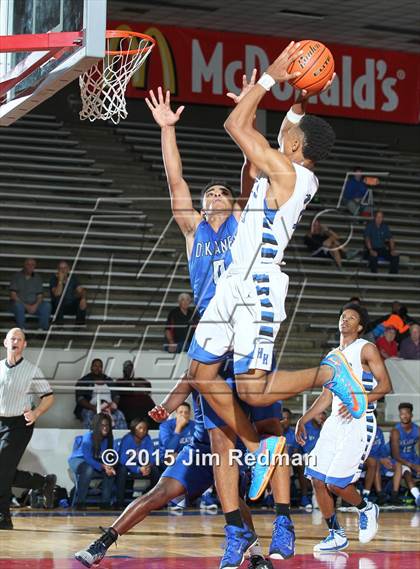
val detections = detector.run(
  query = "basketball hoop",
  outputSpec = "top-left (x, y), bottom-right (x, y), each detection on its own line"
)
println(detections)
top-left (79, 30), bottom-right (155, 124)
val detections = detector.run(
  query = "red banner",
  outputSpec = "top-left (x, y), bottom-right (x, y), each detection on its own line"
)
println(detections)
top-left (109, 21), bottom-right (420, 124)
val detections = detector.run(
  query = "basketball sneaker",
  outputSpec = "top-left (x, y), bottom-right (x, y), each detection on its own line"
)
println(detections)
top-left (269, 515), bottom-right (295, 559)
top-left (358, 502), bottom-right (379, 543)
top-left (75, 527), bottom-right (118, 567)
top-left (322, 350), bottom-right (367, 419)
top-left (247, 555), bottom-right (274, 569)
top-left (200, 489), bottom-right (218, 513)
top-left (313, 551), bottom-right (349, 568)
top-left (248, 436), bottom-right (286, 501)
top-left (219, 524), bottom-right (258, 569)
top-left (313, 528), bottom-right (348, 552)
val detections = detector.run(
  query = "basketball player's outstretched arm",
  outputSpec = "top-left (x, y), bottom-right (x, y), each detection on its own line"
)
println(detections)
top-left (148, 374), bottom-right (193, 422)
top-left (145, 87), bottom-right (201, 242)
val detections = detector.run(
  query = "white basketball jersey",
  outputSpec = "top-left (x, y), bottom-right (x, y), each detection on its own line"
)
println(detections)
top-left (230, 162), bottom-right (318, 270)
top-left (331, 338), bottom-right (378, 415)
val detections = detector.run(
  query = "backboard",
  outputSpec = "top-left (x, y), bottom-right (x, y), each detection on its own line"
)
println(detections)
top-left (0, 0), bottom-right (106, 126)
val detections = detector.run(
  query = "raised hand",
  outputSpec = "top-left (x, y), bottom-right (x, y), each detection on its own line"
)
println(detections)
top-left (226, 68), bottom-right (258, 104)
top-left (266, 41), bottom-right (303, 84)
top-left (145, 86), bottom-right (185, 128)
top-left (297, 72), bottom-right (337, 102)
top-left (149, 404), bottom-right (170, 423)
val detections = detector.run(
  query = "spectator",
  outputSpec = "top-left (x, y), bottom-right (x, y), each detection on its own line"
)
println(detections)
top-left (303, 218), bottom-right (345, 270)
top-left (363, 420), bottom-right (390, 505)
top-left (116, 361), bottom-right (156, 425)
top-left (165, 293), bottom-right (199, 353)
top-left (100, 401), bottom-right (127, 431)
top-left (399, 324), bottom-right (420, 360)
top-left (364, 211), bottom-right (399, 274)
top-left (9, 258), bottom-right (51, 330)
top-left (115, 418), bottom-right (160, 508)
top-left (390, 402), bottom-right (420, 507)
top-left (342, 168), bottom-right (369, 215)
top-left (282, 408), bottom-right (311, 509)
top-left (298, 410), bottom-right (326, 510)
top-left (68, 413), bottom-right (116, 509)
top-left (159, 402), bottom-right (195, 466)
top-left (50, 260), bottom-right (87, 325)
top-left (74, 358), bottom-right (120, 428)
top-left (376, 327), bottom-right (398, 359)
top-left (368, 300), bottom-right (410, 342)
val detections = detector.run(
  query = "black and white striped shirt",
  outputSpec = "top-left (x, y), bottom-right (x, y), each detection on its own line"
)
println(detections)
top-left (0, 358), bottom-right (53, 417)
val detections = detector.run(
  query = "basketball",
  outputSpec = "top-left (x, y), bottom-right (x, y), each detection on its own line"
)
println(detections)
top-left (288, 40), bottom-right (335, 94)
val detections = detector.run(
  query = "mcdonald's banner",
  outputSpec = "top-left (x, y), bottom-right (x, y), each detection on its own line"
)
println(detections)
top-left (109, 20), bottom-right (420, 123)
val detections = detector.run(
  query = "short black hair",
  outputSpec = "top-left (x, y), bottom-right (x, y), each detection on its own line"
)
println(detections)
top-left (341, 303), bottom-right (369, 334)
top-left (200, 180), bottom-right (237, 206)
top-left (300, 114), bottom-right (335, 164)
top-left (398, 402), bottom-right (413, 413)
top-left (282, 407), bottom-right (292, 416)
top-left (129, 417), bottom-right (149, 434)
top-left (178, 402), bottom-right (191, 411)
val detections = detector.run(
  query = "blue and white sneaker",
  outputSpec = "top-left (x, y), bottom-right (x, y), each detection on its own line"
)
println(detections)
top-left (248, 436), bottom-right (286, 501)
top-left (200, 489), bottom-right (218, 513)
top-left (219, 524), bottom-right (258, 569)
top-left (359, 502), bottom-right (379, 543)
top-left (75, 540), bottom-right (108, 568)
top-left (269, 515), bottom-right (295, 560)
top-left (313, 528), bottom-right (349, 552)
top-left (300, 495), bottom-right (312, 511)
top-left (322, 350), bottom-right (367, 419)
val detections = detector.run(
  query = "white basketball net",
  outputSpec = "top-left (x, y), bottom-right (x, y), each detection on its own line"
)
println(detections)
top-left (79, 34), bottom-right (154, 124)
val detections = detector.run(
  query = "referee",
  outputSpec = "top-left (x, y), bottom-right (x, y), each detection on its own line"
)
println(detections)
top-left (0, 328), bottom-right (56, 530)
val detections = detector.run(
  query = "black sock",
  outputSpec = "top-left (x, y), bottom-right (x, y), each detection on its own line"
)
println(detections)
top-left (356, 499), bottom-right (368, 510)
top-left (326, 514), bottom-right (340, 530)
top-left (225, 510), bottom-right (244, 528)
top-left (275, 503), bottom-right (291, 519)
top-left (100, 527), bottom-right (118, 547)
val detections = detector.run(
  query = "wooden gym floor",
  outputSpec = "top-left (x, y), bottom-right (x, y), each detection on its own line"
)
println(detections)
top-left (0, 509), bottom-right (419, 568)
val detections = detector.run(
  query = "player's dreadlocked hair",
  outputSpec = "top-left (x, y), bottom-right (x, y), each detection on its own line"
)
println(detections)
top-left (299, 114), bottom-right (335, 164)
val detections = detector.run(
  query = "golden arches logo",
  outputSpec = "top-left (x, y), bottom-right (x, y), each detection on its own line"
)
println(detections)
top-left (113, 24), bottom-right (177, 93)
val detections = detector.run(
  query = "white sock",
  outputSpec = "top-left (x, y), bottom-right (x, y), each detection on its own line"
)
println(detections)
top-left (411, 487), bottom-right (420, 499)
top-left (362, 490), bottom-right (370, 497)
top-left (248, 541), bottom-right (264, 558)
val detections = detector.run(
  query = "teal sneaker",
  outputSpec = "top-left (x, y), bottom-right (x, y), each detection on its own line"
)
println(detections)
top-left (249, 436), bottom-right (286, 501)
top-left (322, 350), bottom-right (367, 419)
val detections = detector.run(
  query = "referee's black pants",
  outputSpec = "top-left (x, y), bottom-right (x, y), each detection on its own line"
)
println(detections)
top-left (0, 415), bottom-right (45, 514)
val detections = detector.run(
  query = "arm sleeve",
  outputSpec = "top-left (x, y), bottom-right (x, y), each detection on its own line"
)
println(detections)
top-left (81, 435), bottom-right (103, 471)
top-left (159, 420), bottom-right (181, 455)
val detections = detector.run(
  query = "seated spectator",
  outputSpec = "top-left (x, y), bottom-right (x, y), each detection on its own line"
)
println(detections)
top-left (364, 211), bottom-right (399, 274)
top-left (282, 408), bottom-right (311, 509)
top-left (390, 402), bottom-right (420, 507)
top-left (100, 401), bottom-right (128, 431)
top-left (304, 218), bottom-right (345, 270)
top-left (376, 327), bottom-right (398, 359)
top-left (399, 324), bottom-right (420, 360)
top-left (159, 402), bottom-right (195, 466)
top-left (116, 361), bottom-right (156, 425)
top-left (363, 419), bottom-right (390, 505)
top-left (9, 258), bottom-right (51, 330)
top-left (115, 418), bottom-right (160, 508)
top-left (368, 300), bottom-right (410, 343)
top-left (342, 168), bottom-right (369, 215)
top-left (68, 413), bottom-right (116, 509)
top-left (50, 260), bottom-right (87, 324)
top-left (74, 358), bottom-right (120, 428)
top-left (165, 293), bottom-right (199, 353)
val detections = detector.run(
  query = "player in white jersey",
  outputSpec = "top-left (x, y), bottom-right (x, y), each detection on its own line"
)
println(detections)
top-left (187, 44), bottom-right (367, 500)
top-left (295, 304), bottom-right (392, 552)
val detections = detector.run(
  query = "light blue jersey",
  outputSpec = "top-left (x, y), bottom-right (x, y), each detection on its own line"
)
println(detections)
top-left (188, 216), bottom-right (237, 316)
top-left (395, 422), bottom-right (419, 461)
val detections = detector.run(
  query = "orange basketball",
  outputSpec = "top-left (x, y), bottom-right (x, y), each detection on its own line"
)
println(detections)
top-left (288, 40), bottom-right (334, 95)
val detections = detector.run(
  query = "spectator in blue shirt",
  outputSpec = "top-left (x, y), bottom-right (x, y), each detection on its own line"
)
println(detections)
top-left (299, 411), bottom-right (326, 455)
top-left (68, 413), bottom-right (116, 509)
top-left (364, 210), bottom-right (399, 274)
top-left (343, 168), bottom-right (368, 215)
top-left (50, 260), bottom-right (87, 325)
top-left (159, 402), bottom-right (195, 466)
top-left (115, 418), bottom-right (160, 507)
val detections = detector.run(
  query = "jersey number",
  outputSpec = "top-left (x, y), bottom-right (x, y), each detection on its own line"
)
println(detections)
top-left (213, 260), bottom-right (226, 284)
